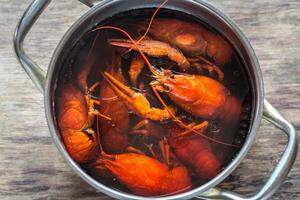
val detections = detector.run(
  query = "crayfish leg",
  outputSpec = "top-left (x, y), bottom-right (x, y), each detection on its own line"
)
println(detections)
top-left (189, 56), bottom-right (224, 80)
top-left (144, 143), bottom-right (158, 160)
top-left (159, 137), bottom-right (170, 166)
top-left (175, 121), bottom-right (208, 138)
top-left (125, 146), bottom-right (145, 155)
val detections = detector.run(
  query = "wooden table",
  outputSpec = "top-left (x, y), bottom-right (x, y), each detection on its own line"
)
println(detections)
top-left (0, 0), bottom-right (299, 199)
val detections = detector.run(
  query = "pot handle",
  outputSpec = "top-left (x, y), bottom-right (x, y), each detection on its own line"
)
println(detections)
top-left (14, 0), bottom-right (101, 93)
top-left (197, 99), bottom-right (298, 200)
top-left (13, 0), bottom-right (51, 93)
top-left (78, 0), bottom-right (102, 7)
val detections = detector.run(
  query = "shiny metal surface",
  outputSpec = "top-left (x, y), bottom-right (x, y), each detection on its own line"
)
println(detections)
top-left (78, 0), bottom-right (102, 7)
top-left (13, 0), bottom-right (50, 93)
top-left (14, 0), bottom-right (298, 199)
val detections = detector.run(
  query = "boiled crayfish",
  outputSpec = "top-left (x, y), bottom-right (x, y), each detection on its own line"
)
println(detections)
top-left (92, 153), bottom-right (192, 196)
top-left (57, 81), bottom-right (110, 163)
top-left (91, 132), bottom-right (192, 197)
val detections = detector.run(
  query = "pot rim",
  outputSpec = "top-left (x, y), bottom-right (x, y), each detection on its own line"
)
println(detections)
top-left (44, 0), bottom-right (264, 199)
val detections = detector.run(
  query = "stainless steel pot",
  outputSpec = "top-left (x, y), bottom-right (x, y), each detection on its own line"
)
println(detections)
top-left (14, 0), bottom-right (298, 199)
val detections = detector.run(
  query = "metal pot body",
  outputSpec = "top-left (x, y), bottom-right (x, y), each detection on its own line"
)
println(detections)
top-left (14, 0), bottom-right (298, 200)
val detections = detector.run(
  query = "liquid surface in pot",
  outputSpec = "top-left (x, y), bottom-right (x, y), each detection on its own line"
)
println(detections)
top-left (55, 6), bottom-right (252, 197)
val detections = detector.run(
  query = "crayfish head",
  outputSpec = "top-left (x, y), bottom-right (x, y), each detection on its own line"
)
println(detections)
top-left (153, 74), bottom-right (202, 105)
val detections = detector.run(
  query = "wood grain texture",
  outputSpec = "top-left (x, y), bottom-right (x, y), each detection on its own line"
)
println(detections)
top-left (0, 0), bottom-right (299, 199)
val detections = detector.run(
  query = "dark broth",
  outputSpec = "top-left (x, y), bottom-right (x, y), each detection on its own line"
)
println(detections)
top-left (55, 8), bottom-right (252, 197)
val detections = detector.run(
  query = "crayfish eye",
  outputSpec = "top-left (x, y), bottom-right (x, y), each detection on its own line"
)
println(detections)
top-left (163, 85), bottom-right (172, 92)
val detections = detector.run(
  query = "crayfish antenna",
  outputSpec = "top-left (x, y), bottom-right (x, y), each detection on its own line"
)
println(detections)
top-left (96, 115), bottom-right (104, 154)
top-left (96, 115), bottom-right (116, 159)
top-left (128, 0), bottom-right (169, 52)
top-left (77, 31), bottom-right (101, 94)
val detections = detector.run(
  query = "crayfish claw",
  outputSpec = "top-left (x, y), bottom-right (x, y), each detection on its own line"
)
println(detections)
top-left (103, 72), bottom-right (136, 97)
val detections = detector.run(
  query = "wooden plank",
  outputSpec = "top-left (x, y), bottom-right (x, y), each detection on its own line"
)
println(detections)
top-left (0, 0), bottom-right (299, 199)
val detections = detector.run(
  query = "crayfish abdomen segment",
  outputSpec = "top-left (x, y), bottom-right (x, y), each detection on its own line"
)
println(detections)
top-left (61, 130), bottom-right (98, 163)
top-left (59, 108), bottom-right (87, 130)
top-left (58, 84), bottom-right (88, 130)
